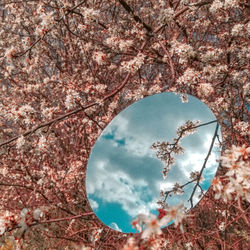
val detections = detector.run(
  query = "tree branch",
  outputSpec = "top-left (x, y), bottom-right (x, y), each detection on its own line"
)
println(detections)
top-left (118, 0), bottom-right (152, 32)
top-left (0, 73), bottom-right (131, 148)
top-left (37, 212), bottom-right (94, 225)
top-left (188, 122), bottom-right (219, 208)
top-left (158, 40), bottom-right (175, 81)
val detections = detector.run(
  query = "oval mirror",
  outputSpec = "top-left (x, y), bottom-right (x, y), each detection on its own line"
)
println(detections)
top-left (86, 92), bottom-right (222, 233)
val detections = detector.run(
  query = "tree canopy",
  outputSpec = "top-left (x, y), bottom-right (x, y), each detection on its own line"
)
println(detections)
top-left (0, 0), bottom-right (249, 249)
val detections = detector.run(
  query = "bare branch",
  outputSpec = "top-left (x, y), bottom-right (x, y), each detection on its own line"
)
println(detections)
top-left (188, 122), bottom-right (219, 208)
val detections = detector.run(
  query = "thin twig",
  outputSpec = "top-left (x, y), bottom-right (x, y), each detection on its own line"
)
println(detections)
top-left (188, 122), bottom-right (219, 208)
top-left (96, 228), bottom-right (111, 250)
top-left (37, 212), bottom-right (94, 225)
top-left (158, 40), bottom-right (175, 81)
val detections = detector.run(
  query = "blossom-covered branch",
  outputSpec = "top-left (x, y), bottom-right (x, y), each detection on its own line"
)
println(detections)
top-left (151, 119), bottom-right (217, 179)
top-left (0, 73), bottom-right (131, 148)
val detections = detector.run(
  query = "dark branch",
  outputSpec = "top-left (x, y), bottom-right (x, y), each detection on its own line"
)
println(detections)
top-left (118, 0), bottom-right (152, 32)
top-left (188, 122), bottom-right (220, 208)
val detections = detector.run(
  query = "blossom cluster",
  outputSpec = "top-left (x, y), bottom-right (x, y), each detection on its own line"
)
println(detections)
top-left (172, 182), bottom-right (185, 195)
top-left (197, 83), bottom-right (214, 98)
top-left (82, 8), bottom-right (100, 24)
top-left (199, 47), bottom-right (224, 63)
top-left (233, 121), bottom-right (249, 137)
top-left (131, 202), bottom-right (186, 239)
top-left (176, 120), bottom-right (200, 138)
top-left (0, 208), bottom-right (44, 237)
top-left (65, 89), bottom-right (81, 110)
top-left (177, 68), bottom-right (200, 86)
top-left (0, 211), bottom-right (17, 236)
top-left (202, 65), bottom-right (228, 82)
top-left (170, 41), bottom-right (196, 65)
top-left (151, 120), bottom-right (200, 179)
top-left (120, 52), bottom-right (146, 73)
top-left (92, 51), bottom-right (107, 65)
top-left (213, 145), bottom-right (250, 203)
top-left (9, 104), bottom-right (36, 126)
top-left (151, 140), bottom-right (177, 179)
top-left (189, 171), bottom-right (204, 183)
top-left (158, 8), bottom-right (174, 24)
top-left (209, 0), bottom-right (240, 13)
top-left (105, 36), bottom-right (133, 52)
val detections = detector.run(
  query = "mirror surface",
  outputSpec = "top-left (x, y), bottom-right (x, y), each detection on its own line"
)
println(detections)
top-left (86, 93), bottom-right (221, 233)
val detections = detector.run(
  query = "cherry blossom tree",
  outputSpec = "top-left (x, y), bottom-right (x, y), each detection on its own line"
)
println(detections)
top-left (0, 0), bottom-right (249, 249)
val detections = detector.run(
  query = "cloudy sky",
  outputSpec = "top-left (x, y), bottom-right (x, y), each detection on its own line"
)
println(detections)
top-left (86, 93), bottom-right (221, 233)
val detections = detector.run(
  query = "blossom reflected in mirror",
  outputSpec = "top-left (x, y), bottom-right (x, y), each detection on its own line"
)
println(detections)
top-left (86, 92), bottom-right (222, 233)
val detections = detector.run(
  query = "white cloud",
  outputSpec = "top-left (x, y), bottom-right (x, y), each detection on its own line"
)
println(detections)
top-left (180, 152), bottom-right (210, 178)
top-left (87, 160), bottom-right (156, 217)
top-left (89, 199), bottom-right (99, 210)
top-left (102, 115), bottom-right (128, 140)
top-left (159, 181), bottom-right (174, 191)
top-left (109, 222), bottom-right (122, 232)
top-left (177, 132), bottom-right (220, 180)
top-left (103, 114), bottom-right (156, 158)
top-left (203, 133), bottom-right (214, 150)
top-left (124, 136), bottom-right (155, 157)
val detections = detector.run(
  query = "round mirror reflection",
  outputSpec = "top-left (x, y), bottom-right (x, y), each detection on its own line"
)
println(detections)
top-left (86, 93), bottom-right (222, 233)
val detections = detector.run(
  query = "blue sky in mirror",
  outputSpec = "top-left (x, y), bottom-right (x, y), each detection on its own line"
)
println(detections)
top-left (86, 93), bottom-right (222, 233)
